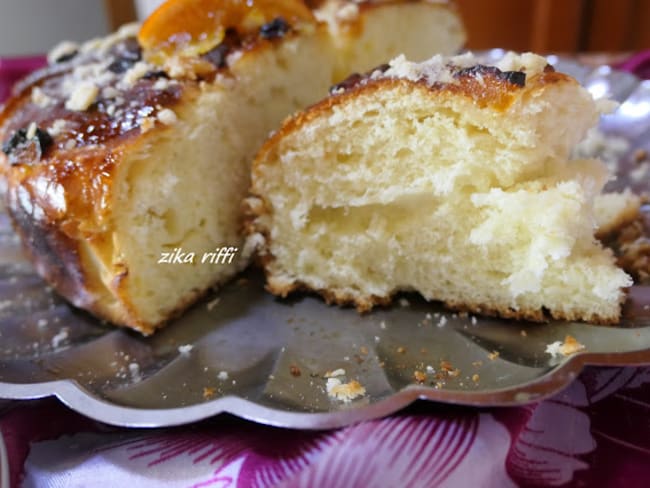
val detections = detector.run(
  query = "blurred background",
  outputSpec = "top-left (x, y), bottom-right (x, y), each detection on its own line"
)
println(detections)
top-left (0, 0), bottom-right (648, 56)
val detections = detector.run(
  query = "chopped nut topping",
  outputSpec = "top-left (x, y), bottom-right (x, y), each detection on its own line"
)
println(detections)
top-left (140, 116), bottom-right (156, 133)
top-left (31, 87), bottom-right (54, 108)
top-left (121, 61), bottom-right (154, 88)
top-left (65, 82), bottom-right (99, 111)
top-left (48, 119), bottom-right (68, 137)
top-left (157, 108), bottom-right (178, 125)
top-left (48, 40), bottom-right (79, 64)
top-left (26, 122), bottom-right (37, 140)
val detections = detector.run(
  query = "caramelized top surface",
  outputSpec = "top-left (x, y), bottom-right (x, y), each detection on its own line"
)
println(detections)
top-left (329, 52), bottom-right (565, 111)
top-left (139, 0), bottom-right (315, 63)
top-left (0, 33), bottom-right (188, 235)
top-left (0, 0), bottom-right (313, 235)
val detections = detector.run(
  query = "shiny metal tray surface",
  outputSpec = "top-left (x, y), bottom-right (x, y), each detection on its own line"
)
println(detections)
top-left (1, 54), bottom-right (650, 429)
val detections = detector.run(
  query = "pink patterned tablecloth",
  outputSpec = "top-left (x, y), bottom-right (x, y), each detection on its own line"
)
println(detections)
top-left (1, 53), bottom-right (650, 487)
top-left (0, 57), bottom-right (46, 103)
top-left (0, 366), bottom-right (649, 487)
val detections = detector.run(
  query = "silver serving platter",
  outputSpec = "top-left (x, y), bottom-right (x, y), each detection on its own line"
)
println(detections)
top-left (1, 53), bottom-right (650, 429)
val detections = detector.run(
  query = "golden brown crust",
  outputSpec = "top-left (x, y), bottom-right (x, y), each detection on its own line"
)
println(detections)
top-left (252, 69), bottom-right (573, 182)
top-left (262, 269), bottom-right (624, 324)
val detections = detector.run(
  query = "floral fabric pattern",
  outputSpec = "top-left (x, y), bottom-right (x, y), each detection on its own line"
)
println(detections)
top-left (1, 366), bottom-right (649, 487)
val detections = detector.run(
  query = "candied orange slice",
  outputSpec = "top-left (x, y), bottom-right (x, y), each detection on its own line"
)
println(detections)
top-left (138, 0), bottom-right (315, 59)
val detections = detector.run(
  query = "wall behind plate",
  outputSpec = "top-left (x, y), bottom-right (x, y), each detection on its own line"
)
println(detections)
top-left (134, 0), bottom-right (164, 19)
top-left (0, 0), bottom-right (109, 56)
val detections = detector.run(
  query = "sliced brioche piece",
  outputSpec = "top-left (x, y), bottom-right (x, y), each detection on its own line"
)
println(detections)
top-left (247, 52), bottom-right (633, 324)
top-left (0, 0), bottom-right (465, 334)
top-left (313, 0), bottom-right (466, 78)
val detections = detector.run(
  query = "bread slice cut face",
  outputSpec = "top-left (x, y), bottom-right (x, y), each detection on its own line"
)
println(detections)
top-left (247, 53), bottom-right (633, 324)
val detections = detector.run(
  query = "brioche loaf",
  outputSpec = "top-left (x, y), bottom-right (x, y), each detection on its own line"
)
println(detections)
top-left (0, 0), bottom-right (466, 333)
top-left (246, 52), bottom-right (634, 324)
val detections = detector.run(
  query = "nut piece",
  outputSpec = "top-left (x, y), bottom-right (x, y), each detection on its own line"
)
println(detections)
top-left (65, 82), bottom-right (99, 111)
top-left (157, 108), bottom-right (178, 125)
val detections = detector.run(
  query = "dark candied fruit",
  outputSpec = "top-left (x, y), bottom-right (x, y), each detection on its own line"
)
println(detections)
top-left (374, 63), bottom-right (391, 74)
top-left (203, 28), bottom-right (240, 69)
top-left (108, 58), bottom-right (137, 74)
top-left (111, 37), bottom-right (142, 62)
top-left (142, 70), bottom-right (170, 80)
top-left (328, 63), bottom-right (389, 94)
top-left (259, 17), bottom-right (290, 40)
top-left (454, 64), bottom-right (527, 87)
top-left (54, 50), bottom-right (78, 63)
top-left (203, 43), bottom-right (230, 69)
top-left (33, 128), bottom-right (53, 154)
top-left (501, 70), bottom-right (526, 86)
top-left (2, 126), bottom-right (53, 164)
top-left (329, 72), bottom-right (363, 94)
top-left (1, 128), bottom-right (28, 155)
top-left (107, 38), bottom-right (143, 74)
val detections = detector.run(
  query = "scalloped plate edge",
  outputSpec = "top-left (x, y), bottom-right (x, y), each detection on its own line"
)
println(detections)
top-left (1, 348), bottom-right (649, 430)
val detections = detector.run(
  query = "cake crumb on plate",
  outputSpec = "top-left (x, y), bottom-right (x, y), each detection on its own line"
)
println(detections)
top-left (324, 368), bottom-right (346, 378)
top-left (546, 335), bottom-right (586, 358)
top-left (326, 377), bottom-right (366, 403)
